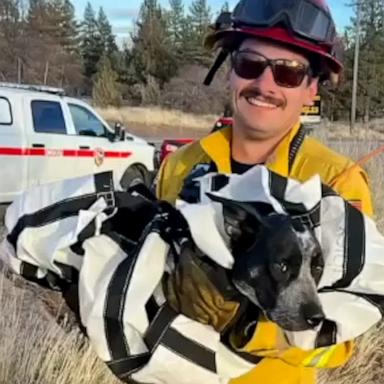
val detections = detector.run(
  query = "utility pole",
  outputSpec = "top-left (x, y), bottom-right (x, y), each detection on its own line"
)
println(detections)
top-left (350, 1), bottom-right (361, 133)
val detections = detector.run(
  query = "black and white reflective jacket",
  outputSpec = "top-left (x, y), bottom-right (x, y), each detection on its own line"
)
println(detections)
top-left (1, 166), bottom-right (384, 383)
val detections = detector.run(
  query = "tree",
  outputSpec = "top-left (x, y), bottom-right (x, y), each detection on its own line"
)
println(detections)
top-left (92, 55), bottom-right (122, 107)
top-left (80, 2), bottom-right (103, 80)
top-left (187, 0), bottom-right (212, 65)
top-left (49, 0), bottom-right (82, 89)
top-left (22, 0), bottom-right (82, 88)
top-left (168, 0), bottom-right (184, 59)
top-left (58, 0), bottom-right (79, 55)
top-left (130, 0), bottom-right (177, 87)
top-left (97, 7), bottom-right (118, 57)
top-left (356, 0), bottom-right (384, 121)
top-left (0, 0), bottom-right (23, 81)
top-left (317, 1), bottom-right (384, 122)
top-left (220, 1), bottom-right (230, 12)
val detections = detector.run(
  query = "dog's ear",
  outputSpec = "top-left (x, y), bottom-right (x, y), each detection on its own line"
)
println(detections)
top-left (206, 193), bottom-right (272, 241)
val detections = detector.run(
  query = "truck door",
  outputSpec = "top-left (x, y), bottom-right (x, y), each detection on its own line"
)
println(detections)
top-left (65, 102), bottom-right (131, 176)
top-left (25, 95), bottom-right (87, 186)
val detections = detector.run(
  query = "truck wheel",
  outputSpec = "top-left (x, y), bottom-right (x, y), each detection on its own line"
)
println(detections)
top-left (120, 165), bottom-right (150, 190)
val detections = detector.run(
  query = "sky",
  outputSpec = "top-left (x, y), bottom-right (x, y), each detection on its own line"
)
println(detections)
top-left (71, 0), bottom-right (355, 45)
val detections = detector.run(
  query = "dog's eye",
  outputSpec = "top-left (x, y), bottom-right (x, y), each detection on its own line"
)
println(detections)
top-left (312, 265), bottom-right (324, 274)
top-left (311, 263), bottom-right (324, 284)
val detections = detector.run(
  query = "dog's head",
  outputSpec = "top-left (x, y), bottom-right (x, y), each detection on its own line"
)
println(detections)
top-left (209, 194), bottom-right (325, 332)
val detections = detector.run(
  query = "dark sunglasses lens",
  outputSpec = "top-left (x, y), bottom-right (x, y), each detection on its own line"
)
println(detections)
top-left (233, 54), bottom-right (267, 80)
top-left (233, 52), bottom-right (308, 88)
top-left (273, 63), bottom-right (307, 87)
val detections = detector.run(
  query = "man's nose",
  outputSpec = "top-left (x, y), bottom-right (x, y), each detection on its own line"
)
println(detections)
top-left (253, 66), bottom-right (278, 90)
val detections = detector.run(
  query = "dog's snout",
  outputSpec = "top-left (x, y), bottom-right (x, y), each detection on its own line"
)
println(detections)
top-left (302, 303), bottom-right (325, 328)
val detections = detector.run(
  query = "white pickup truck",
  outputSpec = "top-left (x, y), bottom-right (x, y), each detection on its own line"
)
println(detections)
top-left (0, 83), bottom-right (156, 203)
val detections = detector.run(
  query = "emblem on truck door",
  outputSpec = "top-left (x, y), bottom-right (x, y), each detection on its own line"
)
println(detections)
top-left (94, 147), bottom-right (105, 166)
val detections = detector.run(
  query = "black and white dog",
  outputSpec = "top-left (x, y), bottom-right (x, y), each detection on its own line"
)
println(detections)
top-left (110, 184), bottom-right (326, 333)
top-left (209, 194), bottom-right (325, 332)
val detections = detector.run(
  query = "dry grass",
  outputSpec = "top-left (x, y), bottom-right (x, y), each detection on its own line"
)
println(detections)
top-left (315, 136), bottom-right (384, 384)
top-left (96, 106), bottom-right (217, 137)
top-left (0, 135), bottom-right (384, 383)
top-left (0, 263), bottom-right (120, 384)
top-left (314, 133), bottom-right (384, 229)
top-left (319, 320), bottom-right (384, 384)
top-left (97, 105), bottom-right (384, 140)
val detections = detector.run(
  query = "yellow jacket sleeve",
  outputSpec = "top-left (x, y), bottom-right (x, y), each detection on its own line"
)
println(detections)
top-left (229, 315), bottom-right (354, 369)
top-left (155, 156), bottom-right (168, 200)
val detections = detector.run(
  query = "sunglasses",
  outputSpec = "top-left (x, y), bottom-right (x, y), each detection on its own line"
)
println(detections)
top-left (231, 50), bottom-right (312, 88)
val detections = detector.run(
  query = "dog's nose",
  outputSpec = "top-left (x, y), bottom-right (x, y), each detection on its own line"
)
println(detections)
top-left (303, 303), bottom-right (325, 328)
top-left (306, 313), bottom-right (325, 327)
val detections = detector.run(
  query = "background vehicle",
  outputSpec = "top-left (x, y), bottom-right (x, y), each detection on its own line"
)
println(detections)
top-left (0, 82), bottom-right (156, 203)
top-left (159, 138), bottom-right (194, 164)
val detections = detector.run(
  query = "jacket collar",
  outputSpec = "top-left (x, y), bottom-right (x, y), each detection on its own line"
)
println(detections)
top-left (199, 122), bottom-right (302, 176)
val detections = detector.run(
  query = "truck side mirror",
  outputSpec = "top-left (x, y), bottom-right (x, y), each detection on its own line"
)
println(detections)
top-left (114, 122), bottom-right (126, 141)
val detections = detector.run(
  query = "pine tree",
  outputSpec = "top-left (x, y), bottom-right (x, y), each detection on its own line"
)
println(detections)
top-left (0, 0), bottom-right (22, 81)
top-left (180, 15), bottom-right (198, 62)
top-left (188, 0), bottom-right (212, 65)
top-left (80, 2), bottom-right (103, 79)
top-left (168, 0), bottom-right (184, 56)
top-left (358, 0), bottom-right (384, 121)
top-left (130, 0), bottom-right (177, 86)
top-left (60, 0), bottom-right (79, 55)
top-left (27, 0), bottom-right (53, 35)
top-left (92, 55), bottom-right (122, 107)
top-left (347, 0), bottom-right (384, 121)
top-left (97, 7), bottom-right (118, 57)
top-left (220, 1), bottom-right (230, 12)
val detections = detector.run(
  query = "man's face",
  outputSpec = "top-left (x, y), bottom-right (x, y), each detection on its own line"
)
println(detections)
top-left (229, 37), bottom-right (318, 140)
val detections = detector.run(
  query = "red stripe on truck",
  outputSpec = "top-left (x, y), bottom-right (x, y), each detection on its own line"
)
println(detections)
top-left (77, 150), bottom-right (95, 157)
top-left (0, 147), bottom-right (132, 158)
top-left (0, 148), bottom-right (45, 156)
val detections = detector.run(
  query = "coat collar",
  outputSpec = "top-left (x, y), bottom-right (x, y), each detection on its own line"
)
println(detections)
top-left (199, 122), bottom-right (302, 176)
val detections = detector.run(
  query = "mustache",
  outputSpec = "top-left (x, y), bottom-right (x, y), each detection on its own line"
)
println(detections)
top-left (240, 87), bottom-right (286, 109)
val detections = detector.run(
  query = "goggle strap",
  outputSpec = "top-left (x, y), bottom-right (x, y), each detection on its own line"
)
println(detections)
top-left (204, 49), bottom-right (229, 86)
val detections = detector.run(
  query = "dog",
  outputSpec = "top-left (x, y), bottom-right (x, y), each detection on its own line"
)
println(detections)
top-left (107, 184), bottom-right (326, 333)
top-left (208, 193), bottom-right (325, 332)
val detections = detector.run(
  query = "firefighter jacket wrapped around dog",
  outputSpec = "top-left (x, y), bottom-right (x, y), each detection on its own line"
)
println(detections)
top-left (1, 166), bottom-right (384, 384)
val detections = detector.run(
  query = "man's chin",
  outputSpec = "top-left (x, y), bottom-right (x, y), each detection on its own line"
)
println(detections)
top-left (234, 120), bottom-right (276, 140)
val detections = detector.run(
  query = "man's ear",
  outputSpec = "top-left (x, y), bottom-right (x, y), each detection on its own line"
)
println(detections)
top-left (206, 193), bottom-right (272, 240)
top-left (304, 77), bottom-right (319, 106)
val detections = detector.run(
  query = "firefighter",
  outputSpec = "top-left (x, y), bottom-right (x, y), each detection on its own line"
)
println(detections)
top-left (156, 0), bottom-right (374, 383)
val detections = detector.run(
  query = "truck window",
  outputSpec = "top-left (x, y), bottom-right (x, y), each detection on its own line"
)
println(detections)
top-left (31, 100), bottom-right (66, 134)
top-left (69, 104), bottom-right (107, 137)
top-left (0, 97), bottom-right (12, 125)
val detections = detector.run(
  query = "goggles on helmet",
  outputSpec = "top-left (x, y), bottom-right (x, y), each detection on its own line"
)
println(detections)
top-left (232, 0), bottom-right (336, 44)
